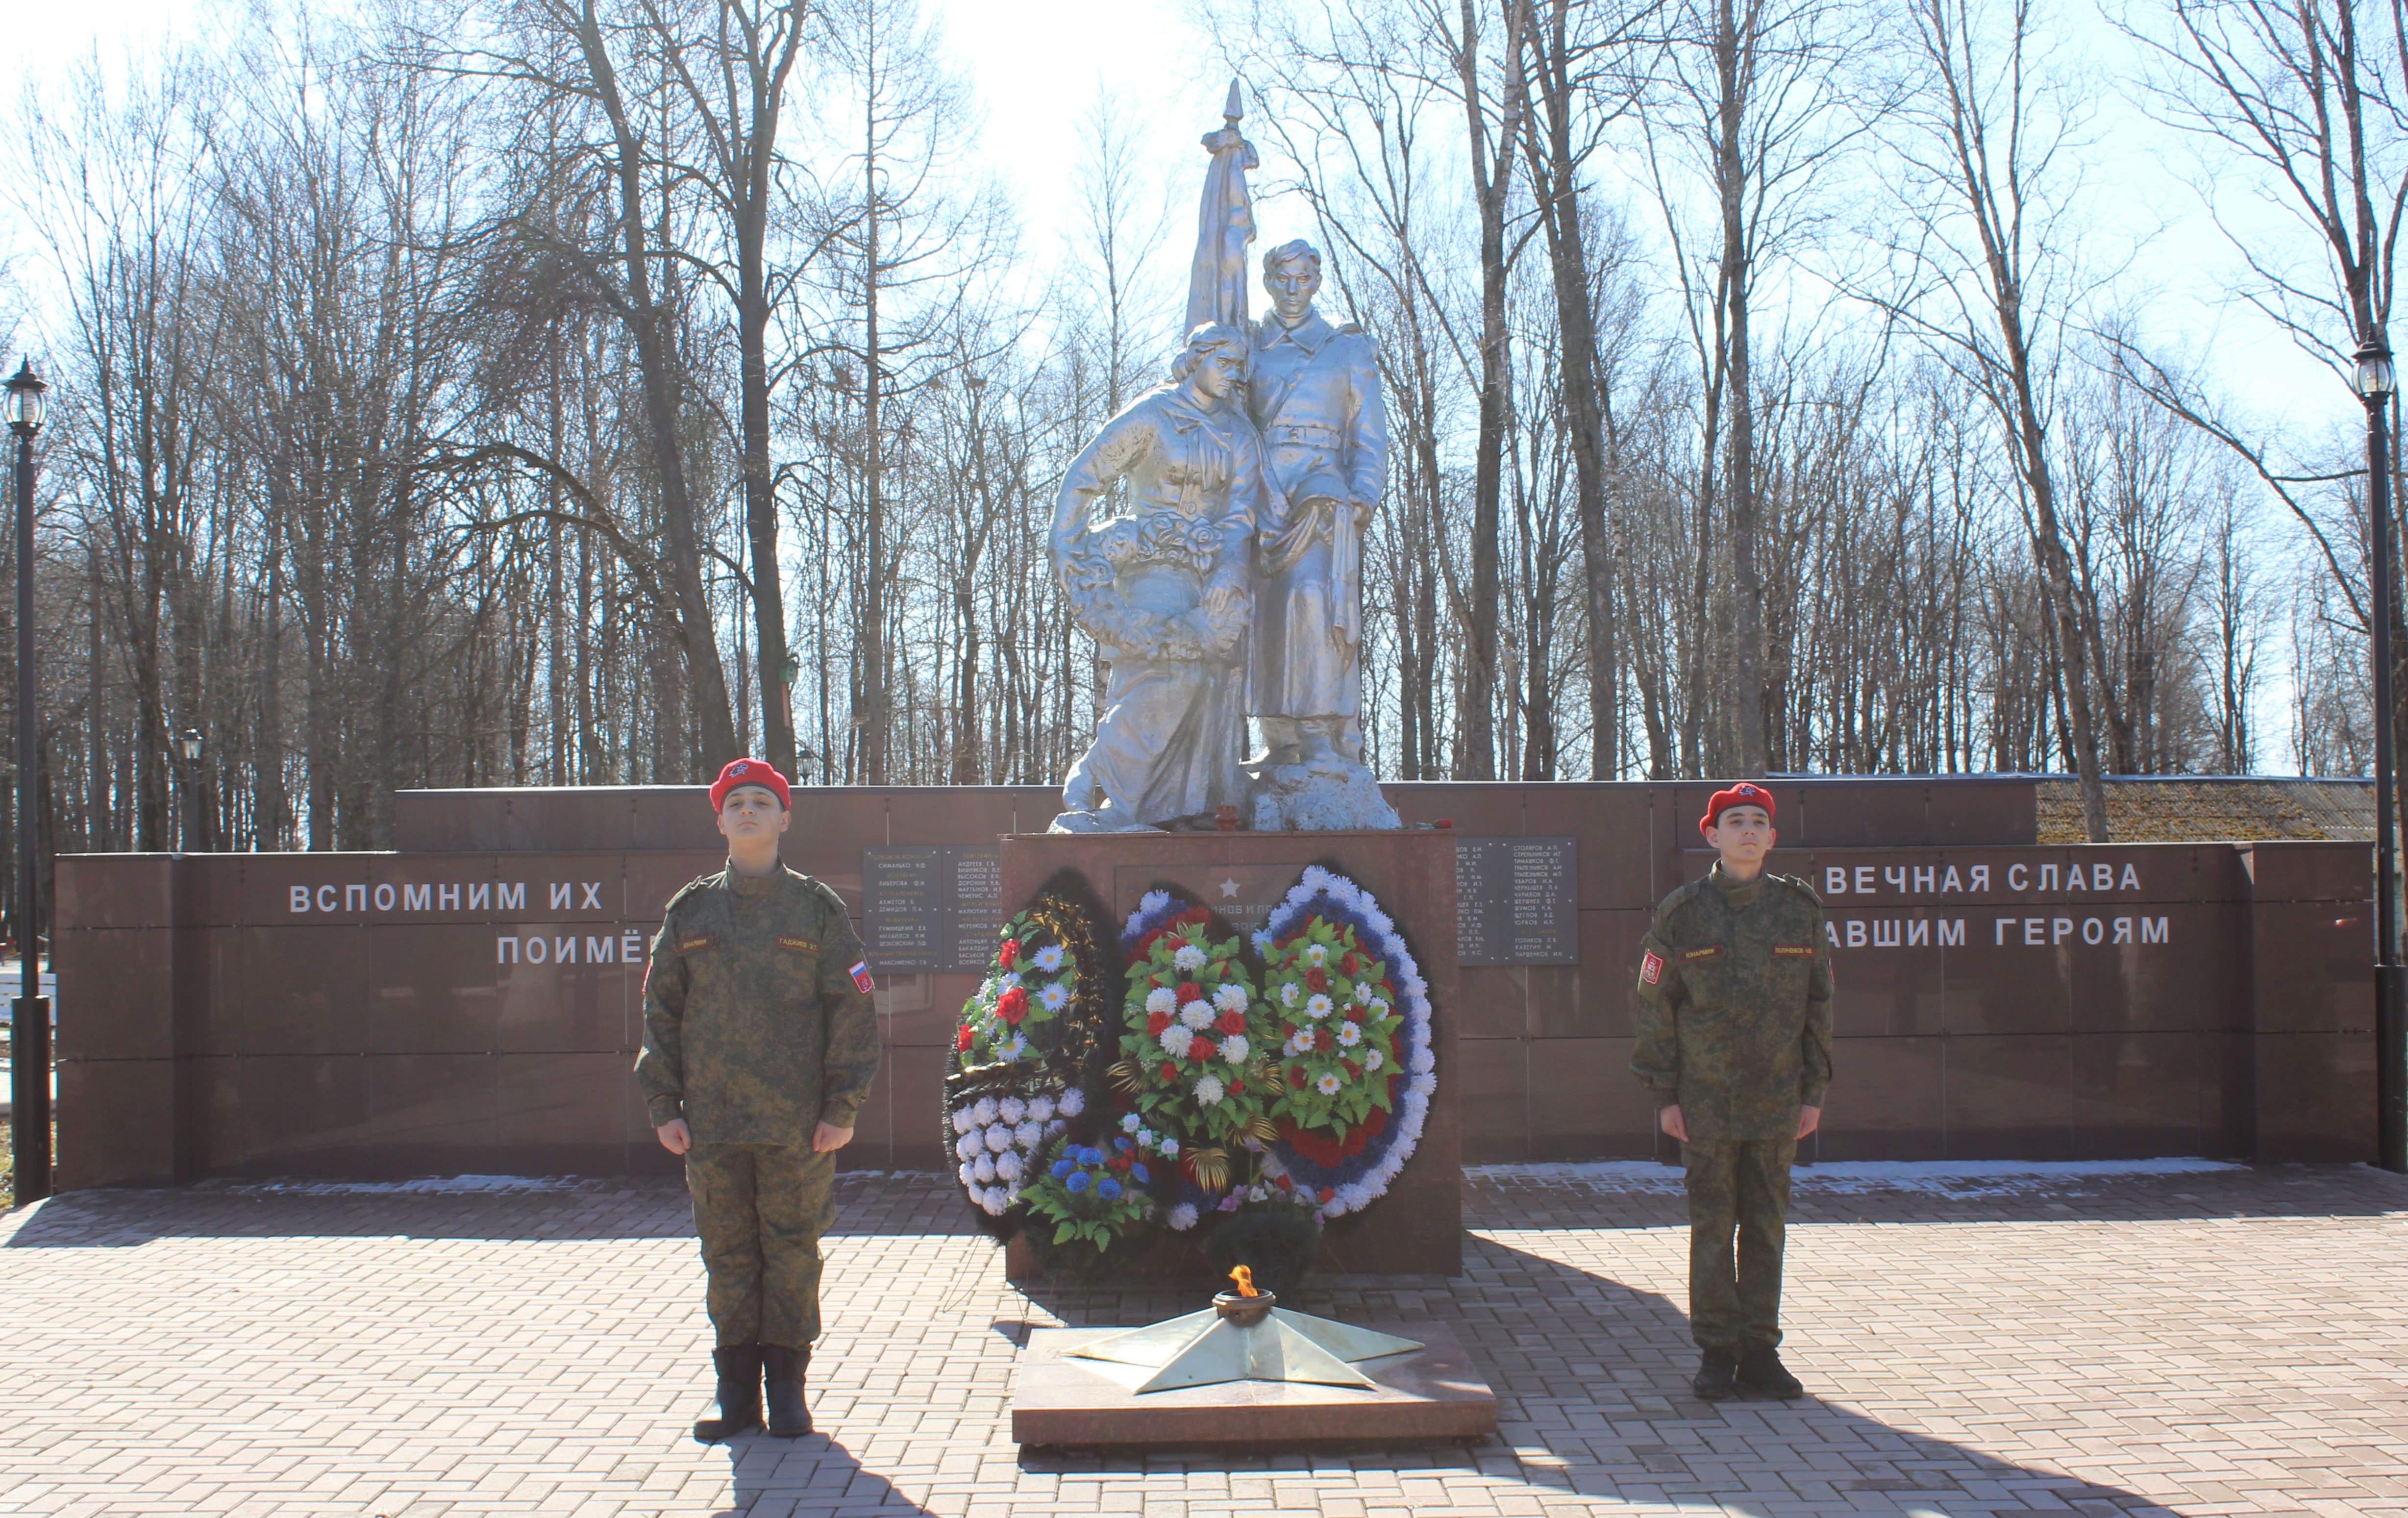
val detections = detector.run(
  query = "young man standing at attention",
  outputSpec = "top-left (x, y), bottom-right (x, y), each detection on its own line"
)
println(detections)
top-left (638, 760), bottom-right (882, 1441)
top-left (1633, 782), bottom-right (1834, 1401)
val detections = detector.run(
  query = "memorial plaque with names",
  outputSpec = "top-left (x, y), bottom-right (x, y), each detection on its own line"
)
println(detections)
top-left (864, 846), bottom-right (1004, 972)
top-left (1456, 836), bottom-right (1578, 966)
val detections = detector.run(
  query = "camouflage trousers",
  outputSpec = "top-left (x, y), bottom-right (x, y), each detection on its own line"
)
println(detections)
top-left (1681, 1137), bottom-right (1797, 1352)
top-left (685, 1143), bottom-right (835, 1349)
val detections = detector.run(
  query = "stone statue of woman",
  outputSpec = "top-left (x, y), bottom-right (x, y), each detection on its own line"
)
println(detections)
top-left (1048, 324), bottom-right (1267, 832)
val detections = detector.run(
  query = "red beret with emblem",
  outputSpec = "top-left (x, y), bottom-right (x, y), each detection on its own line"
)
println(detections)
top-left (710, 757), bottom-right (792, 812)
top-left (1699, 782), bottom-right (1775, 838)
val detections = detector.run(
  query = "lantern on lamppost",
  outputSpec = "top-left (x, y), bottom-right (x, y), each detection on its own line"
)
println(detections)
top-left (6, 358), bottom-right (50, 1205)
top-left (2353, 337), bottom-right (2406, 1173)
top-left (176, 728), bottom-right (206, 853)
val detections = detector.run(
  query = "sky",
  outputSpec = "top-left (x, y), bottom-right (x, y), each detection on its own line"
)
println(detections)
top-left (4, 0), bottom-right (2376, 768)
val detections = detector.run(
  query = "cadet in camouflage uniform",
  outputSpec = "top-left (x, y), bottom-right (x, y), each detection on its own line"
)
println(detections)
top-left (638, 758), bottom-right (882, 1442)
top-left (1633, 782), bottom-right (1833, 1401)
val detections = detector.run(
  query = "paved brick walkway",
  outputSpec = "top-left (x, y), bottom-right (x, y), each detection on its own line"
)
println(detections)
top-left (1, 1163), bottom-right (2403, 1517)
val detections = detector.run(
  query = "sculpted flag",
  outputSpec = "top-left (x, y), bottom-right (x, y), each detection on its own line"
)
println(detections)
top-left (1187, 81), bottom-right (1257, 333)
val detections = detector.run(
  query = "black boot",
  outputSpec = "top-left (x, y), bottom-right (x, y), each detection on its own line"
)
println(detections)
top-left (1735, 1343), bottom-right (1803, 1398)
top-left (692, 1343), bottom-right (764, 1442)
top-left (1691, 1346), bottom-right (1738, 1401)
top-left (762, 1343), bottom-right (813, 1438)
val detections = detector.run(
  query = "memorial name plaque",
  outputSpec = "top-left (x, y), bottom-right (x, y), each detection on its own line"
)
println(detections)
top-left (864, 845), bottom-right (1003, 972)
top-left (1456, 836), bottom-right (1578, 966)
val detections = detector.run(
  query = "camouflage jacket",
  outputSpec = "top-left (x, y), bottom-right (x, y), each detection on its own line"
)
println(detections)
top-left (636, 860), bottom-right (882, 1145)
top-left (1632, 861), bottom-right (1834, 1143)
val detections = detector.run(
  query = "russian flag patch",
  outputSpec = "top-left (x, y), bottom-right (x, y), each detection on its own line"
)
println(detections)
top-left (849, 960), bottom-right (876, 995)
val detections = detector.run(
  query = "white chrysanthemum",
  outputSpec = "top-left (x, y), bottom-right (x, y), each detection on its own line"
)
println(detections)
top-left (955, 1134), bottom-right (981, 1162)
top-left (1280, 982), bottom-right (1301, 1007)
top-left (1178, 1003), bottom-right (1215, 1031)
top-left (1305, 942), bottom-right (1329, 967)
top-left (1251, 929), bottom-right (1272, 954)
top-left (1158, 1023), bottom-right (1191, 1058)
top-left (951, 1106), bottom-right (979, 1135)
top-left (997, 1096), bottom-right (1027, 1124)
top-left (1370, 997), bottom-right (1390, 1018)
top-left (1316, 1071), bottom-right (1344, 1096)
top-left (1032, 944), bottom-right (1066, 973)
top-left (1339, 1181), bottom-right (1374, 1210)
top-left (979, 1187), bottom-right (1011, 1217)
top-left (971, 1096), bottom-right (999, 1126)
top-left (1058, 1087), bottom-right (1086, 1116)
top-left (972, 1154), bottom-right (997, 1183)
top-left (1145, 986), bottom-right (1177, 1016)
top-left (1410, 1072), bottom-right (1438, 1098)
top-left (1364, 907), bottom-right (1394, 935)
top-left (1336, 1021), bottom-right (1363, 1047)
top-left (995, 1151), bottom-right (1024, 1182)
top-left (1301, 866), bottom-right (1333, 892)
top-left (1140, 889), bottom-right (1171, 915)
top-left (1167, 1201), bottom-right (1201, 1231)
top-left (1027, 1094), bottom-right (1056, 1123)
top-left (1135, 1127), bottom-right (1156, 1148)
top-left (1305, 993), bottom-right (1334, 1020)
top-left (1218, 1034), bottom-right (1249, 1065)
top-left (1014, 1120), bottom-right (1043, 1149)
top-left (1365, 1048), bottom-right (1384, 1072)
top-left (1172, 943), bottom-right (1206, 971)
top-left (1354, 981), bottom-right (1374, 1005)
top-left (1039, 980), bottom-right (1071, 1012)
top-left (1156, 1136), bottom-right (1179, 1158)
top-left (1410, 1046), bottom-right (1437, 1074)
top-left (1212, 982), bottom-right (1248, 1014)
top-left (1192, 1073), bottom-right (1226, 1105)
top-left (957, 1161), bottom-right (976, 1188)
top-left (1120, 1112), bottom-right (1143, 1134)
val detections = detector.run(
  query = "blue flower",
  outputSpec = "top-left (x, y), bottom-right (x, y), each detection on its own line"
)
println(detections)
top-left (1067, 1171), bottom-right (1092, 1193)
top-left (1051, 1159), bottom-right (1073, 1179)
top-left (1096, 1177), bottom-right (1122, 1200)
top-left (1114, 1136), bottom-right (1133, 1150)
top-left (1132, 1164), bottom-right (1151, 1185)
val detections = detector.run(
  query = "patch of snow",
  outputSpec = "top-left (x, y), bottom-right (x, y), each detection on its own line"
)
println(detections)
top-left (1471, 1157), bottom-right (2244, 1197)
top-left (201, 1175), bottom-right (603, 1196)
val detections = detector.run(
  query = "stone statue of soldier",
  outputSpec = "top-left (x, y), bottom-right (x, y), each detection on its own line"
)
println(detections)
top-left (1244, 240), bottom-right (1400, 830)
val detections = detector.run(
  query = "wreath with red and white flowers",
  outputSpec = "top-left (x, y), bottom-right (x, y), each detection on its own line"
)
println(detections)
top-left (1112, 891), bottom-right (1273, 1150)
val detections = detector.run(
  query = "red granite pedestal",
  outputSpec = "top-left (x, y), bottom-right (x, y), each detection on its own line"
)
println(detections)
top-left (1010, 1321), bottom-right (1496, 1450)
top-left (996, 829), bottom-right (1463, 1279)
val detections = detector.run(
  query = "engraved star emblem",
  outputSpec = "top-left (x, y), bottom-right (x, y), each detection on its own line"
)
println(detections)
top-left (1219, 877), bottom-right (1242, 900)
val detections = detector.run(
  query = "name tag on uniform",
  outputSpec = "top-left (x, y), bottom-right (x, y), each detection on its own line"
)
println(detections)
top-left (778, 936), bottom-right (819, 953)
top-left (677, 934), bottom-right (716, 953)
top-left (1639, 950), bottom-right (1663, 985)
top-left (1680, 945), bottom-right (1723, 961)
top-left (849, 960), bottom-right (876, 994)
top-left (1773, 944), bottom-right (1815, 957)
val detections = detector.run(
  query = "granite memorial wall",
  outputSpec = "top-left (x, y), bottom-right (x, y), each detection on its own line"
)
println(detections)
top-left (49, 777), bottom-right (2374, 1190)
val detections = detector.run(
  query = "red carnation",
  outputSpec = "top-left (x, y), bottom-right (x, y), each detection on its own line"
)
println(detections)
top-left (1306, 967), bottom-right (1328, 993)
top-left (1188, 1035), bottom-right (1215, 1062)
top-left (1147, 1010), bottom-right (1172, 1035)
top-left (997, 986), bottom-right (1029, 1024)
top-left (1344, 1003), bottom-right (1365, 1022)
top-left (1229, 1077), bottom-right (1243, 1094)
top-left (1341, 952), bottom-right (1359, 975)
top-left (1289, 1067), bottom-right (1308, 1088)
top-left (1316, 1028), bottom-right (1335, 1053)
top-left (1160, 1061), bottom-right (1178, 1080)
top-left (1274, 1173), bottom-right (1293, 1191)
top-left (1342, 1059), bottom-right (1361, 1079)
top-left (1317, 1187), bottom-right (1336, 1203)
top-left (955, 1024), bottom-right (973, 1052)
top-left (1111, 1156), bottom-right (1132, 1171)
top-left (1215, 1009), bottom-right (1245, 1034)
top-left (998, 938), bottom-right (1019, 970)
top-left (1176, 981), bottom-right (1203, 1004)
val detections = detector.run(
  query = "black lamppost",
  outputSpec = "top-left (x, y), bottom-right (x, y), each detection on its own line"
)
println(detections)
top-left (176, 728), bottom-right (205, 852)
top-left (2357, 338), bottom-right (2406, 1174)
top-left (6, 359), bottom-right (50, 1205)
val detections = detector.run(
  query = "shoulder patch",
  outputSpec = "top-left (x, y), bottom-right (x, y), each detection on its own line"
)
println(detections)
top-left (1680, 944), bottom-right (1724, 962)
top-left (1639, 949), bottom-right (1663, 985)
top-left (849, 960), bottom-right (876, 995)
top-left (676, 933), bottom-right (716, 953)
top-left (778, 935), bottom-right (819, 953)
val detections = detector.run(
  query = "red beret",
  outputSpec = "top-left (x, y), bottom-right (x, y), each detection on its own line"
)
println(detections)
top-left (710, 758), bottom-right (792, 812)
top-left (1699, 782), bottom-right (1775, 837)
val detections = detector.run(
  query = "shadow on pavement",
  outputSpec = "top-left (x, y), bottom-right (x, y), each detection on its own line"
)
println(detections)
top-left (706, 1432), bottom-right (940, 1518)
top-left (1013, 1234), bottom-right (2183, 1516)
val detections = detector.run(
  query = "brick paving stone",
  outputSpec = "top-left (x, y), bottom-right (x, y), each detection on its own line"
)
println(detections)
top-left (0, 1165), bottom-right (2403, 1515)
